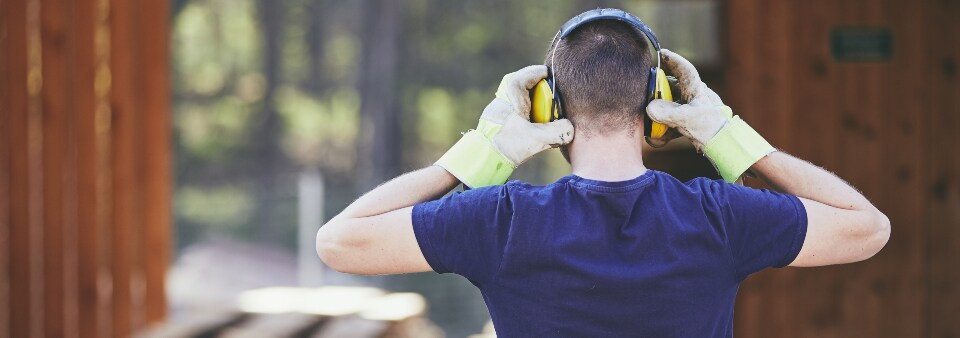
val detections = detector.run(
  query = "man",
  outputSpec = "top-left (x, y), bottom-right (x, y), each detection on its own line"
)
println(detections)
top-left (316, 15), bottom-right (890, 337)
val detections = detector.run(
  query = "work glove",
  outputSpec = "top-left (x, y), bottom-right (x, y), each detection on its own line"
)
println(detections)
top-left (646, 49), bottom-right (774, 182)
top-left (436, 65), bottom-right (575, 188)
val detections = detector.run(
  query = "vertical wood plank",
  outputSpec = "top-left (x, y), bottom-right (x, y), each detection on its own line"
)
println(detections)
top-left (109, 0), bottom-right (138, 335)
top-left (724, 0), bottom-right (760, 134)
top-left (40, 0), bottom-right (69, 336)
top-left (93, 0), bottom-right (114, 335)
top-left (61, 2), bottom-right (81, 335)
top-left (927, 0), bottom-right (960, 336)
top-left (757, 0), bottom-right (795, 150)
top-left (72, 0), bottom-right (106, 336)
top-left (26, 0), bottom-right (47, 335)
top-left (140, 0), bottom-right (172, 325)
top-left (127, 0), bottom-right (148, 329)
top-left (6, 28), bottom-right (31, 334)
top-left (0, 0), bottom-right (13, 335)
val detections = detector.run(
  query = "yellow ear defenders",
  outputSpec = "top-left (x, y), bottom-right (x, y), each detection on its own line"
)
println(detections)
top-left (530, 8), bottom-right (673, 139)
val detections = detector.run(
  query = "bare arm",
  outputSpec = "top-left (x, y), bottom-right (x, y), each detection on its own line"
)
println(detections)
top-left (648, 50), bottom-right (889, 267)
top-left (315, 65), bottom-right (571, 275)
top-left (750, 152), bottom-right (890, 266)
top-left (315, 166), bottom-right (459, 274)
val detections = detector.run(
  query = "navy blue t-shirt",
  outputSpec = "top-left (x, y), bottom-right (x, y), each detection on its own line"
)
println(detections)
top-left (412, 170), bottom-right (806, 337)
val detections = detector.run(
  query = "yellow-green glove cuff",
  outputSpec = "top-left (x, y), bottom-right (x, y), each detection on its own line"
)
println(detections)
top-left (435, 130), bottom-right (514, 188)
top-left (703, 116), bottom-right (774, 183)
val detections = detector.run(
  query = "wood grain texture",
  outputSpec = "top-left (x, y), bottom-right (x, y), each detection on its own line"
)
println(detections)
top-left (72, 0), bottom-right (104, 336)
top-left (109, 0), bottom-right (138, 334)
top-left (5, 0), bottom-right (33, 336)
top-left (0, 0), bottom-right (12, 338)
top-left (0, 0), bottom-right (171, 338)
top-left (26, 0), bottom-right (46, 335)
top-left (61, 2), bottom-right (81, 336)
top-left (40, 0), bottom-right (69, 336)
top-left (4, 1), bottom-right (170, 337)
top-left (139, 0), bottom-right (172, 326)
top-left (927, 0), bottom-right (960, 336)
top-left (727, 0), bottom-right (959, 336)
top-left (0, 0), bottom-right (14, 335)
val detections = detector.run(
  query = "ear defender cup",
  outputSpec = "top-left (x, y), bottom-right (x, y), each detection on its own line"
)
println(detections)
top-left (647, 68), bottom-right (672, 139)
top-left (531, 78), bottom-right (559, 123)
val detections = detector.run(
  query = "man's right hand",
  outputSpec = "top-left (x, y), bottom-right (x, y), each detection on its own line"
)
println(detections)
top-left (481, 65), bottom-right (575, 166)
top-left (435, 65), bottom-right (574, 188)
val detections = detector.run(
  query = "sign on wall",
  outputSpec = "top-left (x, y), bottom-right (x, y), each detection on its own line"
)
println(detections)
top-left (831, 27), bottom-right (893, 62)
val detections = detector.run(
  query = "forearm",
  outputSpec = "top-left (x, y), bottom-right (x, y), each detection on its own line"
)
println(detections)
top-left (333, 165), bottom-right (460, 221)
top-left (750, 151), bottom-right (876, 212)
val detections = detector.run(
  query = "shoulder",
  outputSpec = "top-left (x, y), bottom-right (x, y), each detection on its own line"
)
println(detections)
top-left (423, 180), bottom-right (539, 211)
top-left (500, 179), bottom-right (563, 202)
top-left (650, 172), bottom-right (725, 199)
top-left (677, 175), bottom-right (754, 198)
top-left (678, 176), bottom-right (803, 215)
top-left (654, 173), bottom-right (785, 209)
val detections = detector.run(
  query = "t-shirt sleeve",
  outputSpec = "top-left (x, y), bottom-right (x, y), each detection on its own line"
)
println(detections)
top-left (411, 184), bottom-right (514, 285)
top-left (704, 180), bottom-right (807, 279)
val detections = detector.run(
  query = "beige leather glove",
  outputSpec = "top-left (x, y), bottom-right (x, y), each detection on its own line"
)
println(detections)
top-left (645, 49), bottom-right (729, 151)
top-left (436, 65), bottom-right (575, 188)
top-left (646, 49), bottom-right (775, 183)
top-left (482, 65), bottom-right (575, 165)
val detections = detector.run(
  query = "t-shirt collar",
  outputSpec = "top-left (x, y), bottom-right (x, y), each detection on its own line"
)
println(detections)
top-left (558, 170), bottom-right (657, 193)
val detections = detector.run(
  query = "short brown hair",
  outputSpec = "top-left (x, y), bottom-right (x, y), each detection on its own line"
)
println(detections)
top-left (545, 20), bottom-right (653, 137)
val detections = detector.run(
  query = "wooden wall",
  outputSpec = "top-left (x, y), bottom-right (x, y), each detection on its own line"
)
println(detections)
top-left (725, 0), bottom-right (960, 336)
top-left (0, 0), bottom-right (172, 337)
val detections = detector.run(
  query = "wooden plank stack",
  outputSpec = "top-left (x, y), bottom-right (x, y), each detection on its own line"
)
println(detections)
top-left (135, 286), bottom-right (442, 338)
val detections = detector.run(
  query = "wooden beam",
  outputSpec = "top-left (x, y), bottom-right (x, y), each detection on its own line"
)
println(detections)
top-left (139, 0), bottom-right (171, 325)
top-left (60, 2), bottom-right (82, 337)
top-left (26, 0), bottom-right (46, 335)
top-left (5, 0), bottom-right (38, 336)
top-left (40, 0), bottom-right (71, 336)
top-left (73, 0), bottom-right (110, 336)
top-left (109, 0), bottom-right (140, 334)
top-left (0, 0), bottom-right (16, 335)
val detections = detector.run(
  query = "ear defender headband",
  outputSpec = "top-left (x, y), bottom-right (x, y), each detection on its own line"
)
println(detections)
top-left (530, 8), bottom-right (673, 139)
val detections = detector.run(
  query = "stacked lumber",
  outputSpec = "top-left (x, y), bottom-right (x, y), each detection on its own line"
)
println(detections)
top-left (135, 286), bottom-right (442, 338)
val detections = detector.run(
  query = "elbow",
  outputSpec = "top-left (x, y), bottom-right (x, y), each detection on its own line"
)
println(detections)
top-left (315, 221), bottom-right (354, 273)
top-left (875, 211), bottom-right (891, 250)
top-left (315, 224), bottom-right (338, 269)
top-left (861, 210), bottom-right (891, 260)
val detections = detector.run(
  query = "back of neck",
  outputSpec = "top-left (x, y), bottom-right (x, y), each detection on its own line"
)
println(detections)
top-left (568, 128), bottom-right (648, 182)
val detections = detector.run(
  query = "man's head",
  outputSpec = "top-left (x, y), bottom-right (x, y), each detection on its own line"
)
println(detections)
top-left (545, 20), bottom-right (654, 138)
